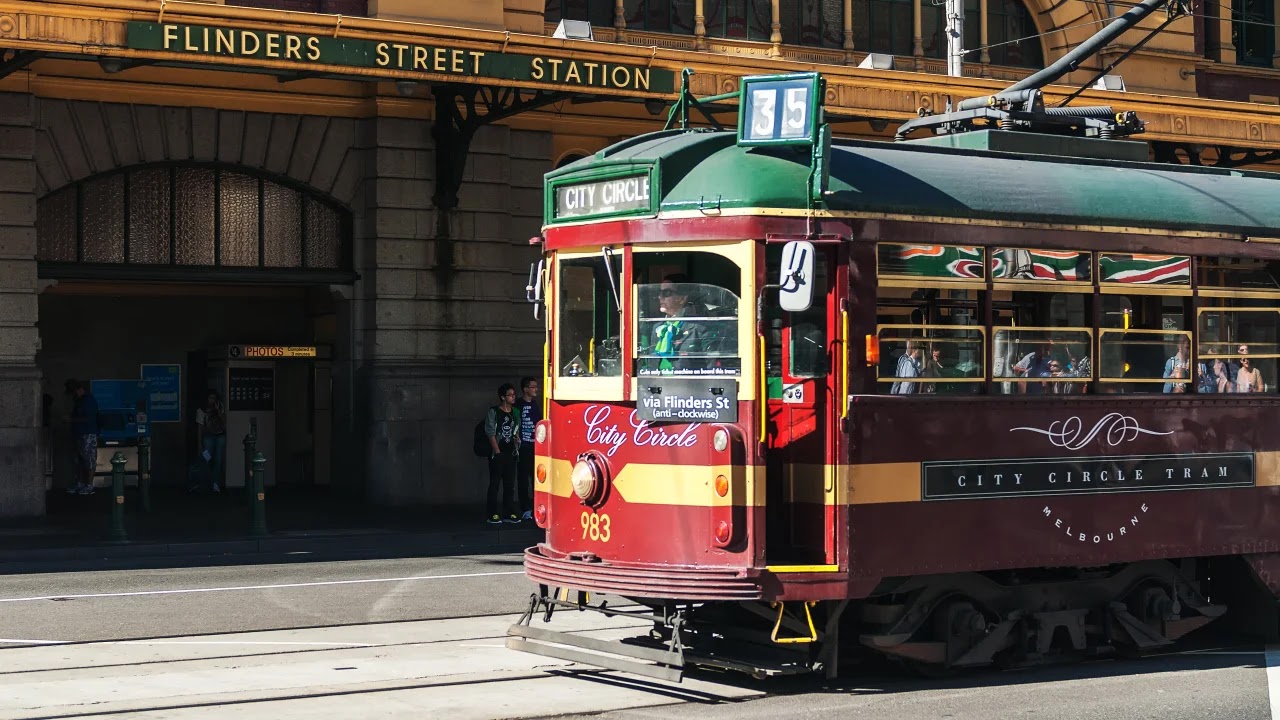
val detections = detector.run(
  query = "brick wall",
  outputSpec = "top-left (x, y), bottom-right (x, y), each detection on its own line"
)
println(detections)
top-left (224, 0), bottom-right (368, 15)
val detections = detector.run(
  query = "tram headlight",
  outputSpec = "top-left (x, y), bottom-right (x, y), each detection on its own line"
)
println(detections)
top-left (569, 452), bottom-right (609, 506)
top-left (713, 428), bottom-right (729, 453)
top-left (536, 424), bottom-right (547, 444)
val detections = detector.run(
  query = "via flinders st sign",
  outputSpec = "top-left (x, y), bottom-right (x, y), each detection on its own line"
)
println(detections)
top-left (127, 23), bottom-right (676, 94)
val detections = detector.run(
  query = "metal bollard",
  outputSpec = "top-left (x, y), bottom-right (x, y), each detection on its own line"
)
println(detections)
top-left (242, 430), bottom-right (256, 489)
top-left (249, 451), bottom-right (268, 537)
top-left (109, 451), bottom-right (127, 543)
top-left (138, 436), bottom-right (152, 513)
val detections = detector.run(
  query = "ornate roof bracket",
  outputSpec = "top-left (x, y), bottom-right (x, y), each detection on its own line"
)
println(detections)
top-left (429, 83), bottom-right (567, 283)
top-left (0, 49), bottom-right (46, 79)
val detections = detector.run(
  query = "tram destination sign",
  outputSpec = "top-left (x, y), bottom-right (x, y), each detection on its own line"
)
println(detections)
top-left (126, 23), bottom-right (675, 94)
top-left (637, 378), bottom-right (738, 423)
top-left (921, 452), bottom-right (1255, 501)
top-left (738, 72), bottom-right (824, 147)
top-left (551, 172), bottom-right (654, 222)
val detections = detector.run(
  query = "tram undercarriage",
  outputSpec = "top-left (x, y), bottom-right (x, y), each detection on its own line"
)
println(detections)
top-left (507, 557), bottom-right (1277, 682)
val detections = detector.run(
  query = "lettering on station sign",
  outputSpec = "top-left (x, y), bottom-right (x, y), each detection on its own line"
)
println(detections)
top-left (126, 23), bottom-right (675, 94)
top-left (554, 174), bottom-right (652, 220)
top-left (229, 345), bottom-right (318, 359)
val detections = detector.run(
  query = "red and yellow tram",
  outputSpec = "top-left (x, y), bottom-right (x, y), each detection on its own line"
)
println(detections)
top-left (507, 68), bottom-right (1280, 681)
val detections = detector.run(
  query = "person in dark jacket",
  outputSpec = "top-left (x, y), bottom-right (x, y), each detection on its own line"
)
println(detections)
top-left (65, 379), bottom-right (98, 496)
top-left (484, 383), bottom-right (520, 524)
top-left (514, 377), bottom-right (542, 521)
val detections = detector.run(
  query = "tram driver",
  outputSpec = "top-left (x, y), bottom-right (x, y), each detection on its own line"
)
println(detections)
top-left (651, 274), bottom-right (711, 371)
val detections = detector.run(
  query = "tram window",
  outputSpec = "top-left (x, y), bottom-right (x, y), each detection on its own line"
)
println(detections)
top-left (992, 290), bottom-right (1092, 395)
top-left (1097, 294), bottom-right (1192, 394)
top-left (1197, 299), bottom-right (1280, 394)
top-left (878, 243), bottom-right (985, 281)
top-left (992, 247), bottom-right (1091, 283)
top-left (1197, 256), bottom-right (1280, 291)
top-left (874, 286), bottom-right (983, 394)
top-left (634, 252), bottom-right (741, 377)
top-left (1099, 253), bottom-right (1190, 286)
top-left (765, 245), bottom-right (829, 379)
top-left (557, 256), bottom-right (622, 378)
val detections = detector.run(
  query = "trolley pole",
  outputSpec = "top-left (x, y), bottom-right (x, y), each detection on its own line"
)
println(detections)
top-left (249, 451), bottom-right (268, 537)
top-left (946, 0), bottom-right (964, 77)
top-left (109, 451), bottom-right (127, 543)
top-left (138, 436), bottom-right (152, 513)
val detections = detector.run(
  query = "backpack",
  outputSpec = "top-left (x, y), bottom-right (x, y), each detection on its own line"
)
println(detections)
top-left (473, 418), bottom-right (490, 457)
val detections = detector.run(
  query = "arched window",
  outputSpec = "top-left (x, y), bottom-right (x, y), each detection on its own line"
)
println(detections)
top-left (545, 0), bottom-right (615, 27)
top-left (779, 0), bottom-right (846, 48)
top-left (622, 0), bottom-right (698, 32)
top-left (704, 0), bottom-right (773, 40)
top-left (36, 164), bottom-right (352, 279)
top-left (964, 0), bottom-right (1044, 68)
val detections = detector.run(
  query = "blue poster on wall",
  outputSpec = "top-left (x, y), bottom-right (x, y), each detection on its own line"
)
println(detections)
top-left (141, 364), bottom-right (181, 423)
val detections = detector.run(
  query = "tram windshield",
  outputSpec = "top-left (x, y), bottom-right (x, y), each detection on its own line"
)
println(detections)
top-left (558, 255), bottom-right (622, 377)
top-left (634, 251), bottom-right (742, 377)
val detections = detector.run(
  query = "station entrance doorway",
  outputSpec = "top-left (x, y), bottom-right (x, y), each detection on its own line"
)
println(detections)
top-left (188, 345), bottom-right (333, 490)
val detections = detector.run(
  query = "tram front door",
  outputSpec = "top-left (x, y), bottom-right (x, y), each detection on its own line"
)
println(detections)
top-left (763, 242), bottom-right (841, 568)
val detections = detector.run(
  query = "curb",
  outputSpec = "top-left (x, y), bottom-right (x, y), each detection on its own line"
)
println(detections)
top-left (0, 528), bottom-right (544, 566)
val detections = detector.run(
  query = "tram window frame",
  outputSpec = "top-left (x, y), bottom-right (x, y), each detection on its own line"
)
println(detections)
top-left (873, 243), bottom-right (987, 395)
top-left (989, 247), bottom-right (1095, 395)
top-left (553, 249), bottom-right (626, 401)
top-left (1096, 292), bottom-right (1193, 393)
top-left (631, 244), bottom-right (750, 386)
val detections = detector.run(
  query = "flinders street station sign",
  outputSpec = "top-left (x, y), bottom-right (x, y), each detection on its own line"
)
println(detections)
top-left (126, 22), bottom-right (676, 94)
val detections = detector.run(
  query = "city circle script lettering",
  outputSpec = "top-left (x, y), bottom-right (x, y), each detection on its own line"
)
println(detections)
top-left (583, 405), bottom-right (700, 457)
top-left (126, 23), bottom-right (675, 94)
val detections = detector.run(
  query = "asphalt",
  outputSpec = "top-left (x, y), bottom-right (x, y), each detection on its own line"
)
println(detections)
top-left (0, 484), bottom-right (543, 573)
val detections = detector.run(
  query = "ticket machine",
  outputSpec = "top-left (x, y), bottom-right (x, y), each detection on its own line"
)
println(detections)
top-left (190, 345), bottom-right (330, 489)
top-left (88, 378), bottom-right (150, 484)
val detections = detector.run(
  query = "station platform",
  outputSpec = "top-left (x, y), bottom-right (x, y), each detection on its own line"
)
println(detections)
top-left (0, 486), bottom-right (542, 572)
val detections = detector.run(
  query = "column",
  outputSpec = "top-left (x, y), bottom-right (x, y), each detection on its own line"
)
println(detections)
top-left (844, 0), bottom-right (855, 62)
top-left (696, 0), bottom-right (708, 50)
top-left (980, 0), bottom-right (991, 76)
top-left (770, 0), bottom-right (783, 56)
top-left (614, 0), bottom-right (627, 42)
top-left (1218, 0), bottom-right (1237, 64)
top-left (0, 91), bottom-right (43, 518)
top-left (913, 0), bottom-right (925, 70)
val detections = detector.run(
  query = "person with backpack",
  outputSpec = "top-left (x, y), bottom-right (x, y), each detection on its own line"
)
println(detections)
top-left (514, 377), bottom-right (542, 521)
top-left (483, 383), bottom-right (520, 524)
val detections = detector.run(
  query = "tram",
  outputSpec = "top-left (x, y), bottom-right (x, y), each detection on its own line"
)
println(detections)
top-left (507, 0), bottom-right (1280, 682)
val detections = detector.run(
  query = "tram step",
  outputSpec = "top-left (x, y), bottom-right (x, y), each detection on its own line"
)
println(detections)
top-left (506, 623), bottom-right (684, 683)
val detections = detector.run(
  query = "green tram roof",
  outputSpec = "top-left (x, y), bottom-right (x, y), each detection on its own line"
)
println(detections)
top-left (545, 129), bottom-right (1280, 237)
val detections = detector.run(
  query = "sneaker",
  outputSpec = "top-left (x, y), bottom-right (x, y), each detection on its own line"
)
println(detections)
top-left (64, 485), bottom-right (80, 495)
top-left (211, 483), bottom-right (221, 494)
top-left (77, 484), bottom-right (95, 495)
top-left (521, 511), bottom-right (533, 521)
top-left (486, 515), bottom-right (501, 525)
top-left (504, 514), bottom-right (520, 524)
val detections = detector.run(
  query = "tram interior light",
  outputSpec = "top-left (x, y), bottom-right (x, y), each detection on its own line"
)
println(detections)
top-left (858, 53), bottom-right (895, 71)
top-left (395, 80), bottom-right (419, 97)
top-left (644, 99), bottom-right (666, 116)
top-left (552, 20), bottom-right (595, 41)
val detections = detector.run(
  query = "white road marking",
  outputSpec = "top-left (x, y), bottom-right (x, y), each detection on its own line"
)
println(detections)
top-left (1267, 645), bottom-right (1280, 720)
top-left (0, 638), bottom-right (71, 644)
top-left (0, 570), bottom-right (526, 604)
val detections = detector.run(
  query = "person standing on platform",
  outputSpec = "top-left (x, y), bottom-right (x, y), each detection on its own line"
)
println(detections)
top-left (195, 390), bottom-right (227, 494)
top-left (65, 379), bottom-right (98, 496)
top-left (514, 377), bottom-right (542, 522)
top-left (485, 384), bottom-right (520, 525)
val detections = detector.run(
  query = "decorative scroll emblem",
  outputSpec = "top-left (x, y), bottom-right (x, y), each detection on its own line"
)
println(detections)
top-left (1010, 413), bottom-right (1173, 450)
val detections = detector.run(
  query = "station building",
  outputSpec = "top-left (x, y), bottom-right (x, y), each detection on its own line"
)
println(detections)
top-left (1, 0), bottom-right (1279, 520)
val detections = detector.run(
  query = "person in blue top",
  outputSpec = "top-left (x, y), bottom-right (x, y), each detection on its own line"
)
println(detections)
top-left (514, 377), bottom-right (542, 522)
top-left (65, 379), bottom-right (98, 496)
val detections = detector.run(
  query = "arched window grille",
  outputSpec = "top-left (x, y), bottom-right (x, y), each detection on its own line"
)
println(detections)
top-left (779, 0), bottom-right (845, 48)
top-left (36, 164), bottom-right (353, 279)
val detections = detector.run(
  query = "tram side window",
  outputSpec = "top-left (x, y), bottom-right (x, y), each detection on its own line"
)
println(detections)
top-left (558, 256), bottom-right (622, 378)
top-left (990, 248), bottom-right (1093, 395)
top-left (1196, 256), bottom-right (1280, 394)
top-left (634, 252), bottom-right (742, 377)
top-left (1096, 253), bottom-right (1192, 394)
top-left (874, 243), bottom-right (985, 395)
